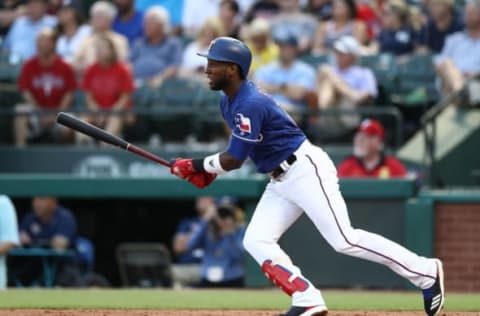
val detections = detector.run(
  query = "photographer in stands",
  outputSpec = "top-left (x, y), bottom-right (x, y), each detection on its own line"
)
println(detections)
top-left (186, 202), bottom-right (246, 288)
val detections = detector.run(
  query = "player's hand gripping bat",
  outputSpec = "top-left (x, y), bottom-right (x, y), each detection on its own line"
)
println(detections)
top-left (56, 112), bottom-right (171, 167)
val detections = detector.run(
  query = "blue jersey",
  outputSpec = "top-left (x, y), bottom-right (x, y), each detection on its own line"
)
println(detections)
top-left (221, 80), bottom-right (306, 173)
top-left (20, 206), bottom-right (77, 248)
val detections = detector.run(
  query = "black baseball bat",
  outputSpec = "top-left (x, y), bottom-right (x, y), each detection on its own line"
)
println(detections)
top-left (56, 112), bottom-right (171, 167)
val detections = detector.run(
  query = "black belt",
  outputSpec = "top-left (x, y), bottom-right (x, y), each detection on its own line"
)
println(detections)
top-left (270, 154), bottom-right (297, 179)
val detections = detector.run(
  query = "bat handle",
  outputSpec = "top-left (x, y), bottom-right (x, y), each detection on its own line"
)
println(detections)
top-left (126, 143), bottom-right (171, 167)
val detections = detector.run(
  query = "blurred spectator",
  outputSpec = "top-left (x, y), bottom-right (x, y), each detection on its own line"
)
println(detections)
top-left (312, 0), bottom-right (368, 54)
top-left (337, 119), bottom-right (407, 178)
top-left (179, 17), bottom-right (224, 82)
top-left (0, 195), bottom-right (20, 290)
top-left (55, 0), bottom-right (91, 64)
top-left (73, 1), bottom-right (129, 74)
top-left (135, 0), bottom-right (184, 30)
top-left (316, 36), bottom-right (377, 141)
top-left (171, 196), bottom-right (216, 287)
top-left (418, 0), bottom-right (464, 53)
top-left (435, 0), bottom-right (480, 95)
top-left (0, 0), bottom-right (25, 38)
top-left (3, 0), bottom-right (56, 62)
top-left (14, 28), bottom-right (76, 147)
top-left (20, 196), bottom-right (76, 249)
top-left (11, 196), bottom-right (77, 286)
top-left (369, 0), bottom-right (418, 56)
top-left (112, 0), bottom-right (143, 47)
top-left (46, 0), bottom-right (82, 15)
top-left (305, 0), bottom-right (333, 21)
top-left (130, 6), bottom-right (182, 87)
top-left (236, 0), bottom-right (256, 14)
top-left (182, 0), bottom-right (221, 37)
top-left (246, 18), bottom-right (279, 76)
top-left (270, 0), bottom-right (318, 54)
top-left (219, 0), bottom-right (240, 38)
top-left (355, 0), bottom-right (383, 41)
top-left (254, 35), bottom-right (316, 113)
top-left (243, 0), bottom-right (280, 23)
top-left (187, 203), bottom-right (246, 288)
top-left (80, 35), bottom-right (134, 141)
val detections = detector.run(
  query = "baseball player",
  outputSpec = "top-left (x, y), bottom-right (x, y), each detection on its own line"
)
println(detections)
top-left (170, 37), bottom-right (445, 316)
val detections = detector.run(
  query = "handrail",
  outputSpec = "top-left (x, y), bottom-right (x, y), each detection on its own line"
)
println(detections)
top-left (421, 86), bottom-right (466, 125)
top-left (419, 82), bottom-right (468, 187)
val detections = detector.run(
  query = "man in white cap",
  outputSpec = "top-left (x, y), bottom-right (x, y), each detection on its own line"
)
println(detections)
top-left (317, 35), bottom-right (377, 110)
top-left (315, 35), bottom-right (377, 141)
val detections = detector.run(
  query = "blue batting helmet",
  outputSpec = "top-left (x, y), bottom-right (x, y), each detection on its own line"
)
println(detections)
top-left (197, 37), bottom-right (252, 78)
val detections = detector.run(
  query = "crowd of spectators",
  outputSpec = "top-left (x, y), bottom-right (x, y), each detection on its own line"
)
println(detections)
top-left (1, 194), bottom-right (247, 289)
top-left (0, 0), bottom-right (479, 147)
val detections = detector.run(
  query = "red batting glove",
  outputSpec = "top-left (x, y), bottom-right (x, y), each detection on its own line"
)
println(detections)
top-left (170, 158), bottom-right (196, 179)
top-left (187, 172), bottom-right (217, 189)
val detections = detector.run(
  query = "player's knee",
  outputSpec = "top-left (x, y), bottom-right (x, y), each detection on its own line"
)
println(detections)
top-left (243, 230), bottom-right (269, 255)
top-left (328, 236), bottom-right (356, 253)
top-left (331, 242), bottom-right (353, 253)
top-left (242, 231), bottom-right (256, 254)
top-left (330, 231), bottom-right (358, 254)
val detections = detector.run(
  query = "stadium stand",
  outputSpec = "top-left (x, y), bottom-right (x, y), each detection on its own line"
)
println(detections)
top-left (0, 0), bottom-right (479, 293)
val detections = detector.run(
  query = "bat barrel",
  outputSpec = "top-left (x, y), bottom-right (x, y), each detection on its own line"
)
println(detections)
top-left (56, 112), bottom-right (171, 167)
top-left (56, 112), bottom-right (129, 149)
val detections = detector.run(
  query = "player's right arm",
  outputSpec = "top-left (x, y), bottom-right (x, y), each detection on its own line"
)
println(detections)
top-left (171, 102), bottom-right (262, 187)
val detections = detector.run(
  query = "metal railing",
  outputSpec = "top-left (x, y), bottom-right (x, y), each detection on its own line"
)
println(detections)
top-left (0, 105), bottom-right (404, 148)
top-left (420, 81), bottom-right (472, 187)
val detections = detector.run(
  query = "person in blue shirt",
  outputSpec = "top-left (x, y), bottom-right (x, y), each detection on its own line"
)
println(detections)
top-left (254, 35), bottom-right (316, 113)
top-left (186, 203), bottom-right (245, 288)
top-left (0, 195), bottom-right (20, 289)
top-left (135, 0), bottom-right (184, 29)
top-left (10, 196), bottom-right (77, 286)
top-left (418, 0), bottom-right (464, 53)
top-left (173, 196), bottom-right (216, 265)
top-left (3, 0), bottom-right (57, 61)
top-left (169, 37), bottom-right (445, 316)
top-left (112, 0), bottom-right (143, 47)
top-left (374, 1), bottom-right (418, 56)
top-left (19, 196), bottom-right (77, 249)
top-left (130, 6), bottom-right (182, 87)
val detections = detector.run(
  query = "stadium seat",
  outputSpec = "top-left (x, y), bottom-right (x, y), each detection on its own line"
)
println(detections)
top-left (131, 85), bottom-right (154, 110)
top-left (358, 54), bottom-right (398, 105)
top-left (116, 243), bottom-right (173, 288)
top-left (391, 54), bottom-right (439, 106)
top-left (300, 54), bottom-right (330, 68)
top-left (194, 87), bottom-right (226, 141)
top-left (0, 52), bottom-right (21, 83)
top-left (151, 78), bottom-right (204, 109)
top-left (146, 78), bottom-right (205, 141)
top-left (0, 89), bottom-right (21, 144)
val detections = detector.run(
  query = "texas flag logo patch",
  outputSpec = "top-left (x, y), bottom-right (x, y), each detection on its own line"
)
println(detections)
top-left (234, 113), bottom-right (251, 135)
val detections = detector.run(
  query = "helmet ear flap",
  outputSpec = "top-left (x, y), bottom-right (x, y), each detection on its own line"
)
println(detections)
top-left (235, 64), bottom-right (245, 79)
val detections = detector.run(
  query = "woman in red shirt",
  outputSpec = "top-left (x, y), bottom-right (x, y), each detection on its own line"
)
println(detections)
top-left (81, 35), bottom-right (134, 140)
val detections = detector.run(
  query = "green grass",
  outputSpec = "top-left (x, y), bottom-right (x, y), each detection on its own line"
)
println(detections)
top-left (0, 289), bottom-right (479, 311)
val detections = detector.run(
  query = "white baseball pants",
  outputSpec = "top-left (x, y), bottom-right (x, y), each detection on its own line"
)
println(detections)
top-left (243, 140), bottom-right (438, 307)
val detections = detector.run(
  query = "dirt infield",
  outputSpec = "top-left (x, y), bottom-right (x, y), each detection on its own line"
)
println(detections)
top-left (0, 310), bottom-right (477, 316)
